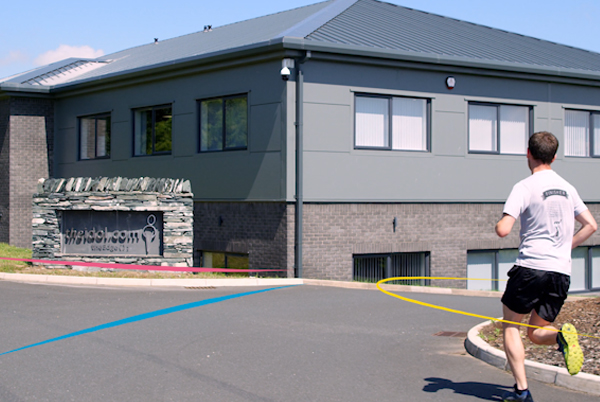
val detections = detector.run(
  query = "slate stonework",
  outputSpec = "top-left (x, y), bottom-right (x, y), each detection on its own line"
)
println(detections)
top-left (32, 177), bottom-right (193, 270)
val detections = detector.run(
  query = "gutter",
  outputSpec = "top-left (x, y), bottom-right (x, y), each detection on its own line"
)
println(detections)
top-left (281, 37), bottom-right (600, 83)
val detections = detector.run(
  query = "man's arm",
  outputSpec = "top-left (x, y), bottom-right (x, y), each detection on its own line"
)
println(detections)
top-left (572, 210), bottom-right (598, 249)
top-left (496, 213), bottom-right (516, 238)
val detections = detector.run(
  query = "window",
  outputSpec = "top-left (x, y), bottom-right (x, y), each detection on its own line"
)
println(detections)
top-left (199, 95), bottom-right (248, 152)
top-left (201, 251), bottom-right (249, 275)
top-left (79, 113), bottom-right (111, 160)
top-left (466, 249), bottom-right (517, 291)
top-left (133, 105), bottom-right (172, 156)
top-left (468, 103), bottom-right (531, 154)
top-left (353, 252), bottom-right (430, 286)
top-left (564, 109), bottom-right (600, 157)
top-left (355, 94), bottom-right (429, 151)
top-left (570, 246), bottom-right (600, 292)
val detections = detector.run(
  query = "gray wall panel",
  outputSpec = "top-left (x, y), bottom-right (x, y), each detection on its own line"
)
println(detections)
top-left (54, 60), bottom-right (286, 201)
top-left (431, 111), bottom-right (466, 156)
top-left (297, 60), bottom-right (600, 202)
top-left (304, 103), bottom-right (351, 152)
top-left (172, 112), bottom-right (195, 158)
top-left (250, 103), bottom-right (281, 152)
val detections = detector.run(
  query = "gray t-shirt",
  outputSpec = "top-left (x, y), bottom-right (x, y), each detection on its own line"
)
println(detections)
top-left (503, 170), bottom-right (587, 275)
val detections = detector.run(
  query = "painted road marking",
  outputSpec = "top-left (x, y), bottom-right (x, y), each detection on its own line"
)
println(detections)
top-left (1, 285), bottom-right (298, 356)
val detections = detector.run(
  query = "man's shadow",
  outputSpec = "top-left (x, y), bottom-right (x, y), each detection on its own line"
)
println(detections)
top-left (424, 377), bottom-right (511, 401)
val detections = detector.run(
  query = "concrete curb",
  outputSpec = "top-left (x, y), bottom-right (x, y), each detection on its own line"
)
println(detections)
top-left (303, 279), bottom-right (506, 297)
top-left (0, 272), bottom-right (303, 288)
top-left (465, 320), bottom-right (600, 396)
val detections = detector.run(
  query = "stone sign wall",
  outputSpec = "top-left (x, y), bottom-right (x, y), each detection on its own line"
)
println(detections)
top-left (32, 177), bottom-right (193, 269)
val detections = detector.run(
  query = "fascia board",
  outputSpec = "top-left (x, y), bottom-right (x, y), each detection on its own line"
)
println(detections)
top-left (0, 82), bottom-right (51, 94)
top-left (281, 37), bottom-right (600, 82)
top-left (48, 38), bottom-right (291, 94)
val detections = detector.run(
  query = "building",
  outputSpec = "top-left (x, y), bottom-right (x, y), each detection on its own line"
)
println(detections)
top-left (2, 0), bottom-right (600, 290)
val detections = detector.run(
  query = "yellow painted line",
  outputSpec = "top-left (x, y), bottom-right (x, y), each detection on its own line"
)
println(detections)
top-left (376, 277), bottom-right (600, 340)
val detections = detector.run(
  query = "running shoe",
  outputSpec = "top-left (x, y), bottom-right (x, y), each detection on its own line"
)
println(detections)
top-left (557, 323), bottom-right (584, 376)
top-left (502, 385), bottom-right (534, 402)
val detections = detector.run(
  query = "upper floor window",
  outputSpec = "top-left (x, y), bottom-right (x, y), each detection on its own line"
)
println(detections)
top-left (564, 109), bottom-right (600, 157)
top-left (199, 94), bottom-right (248, 152)
top-left (79, 113), bottom-right (111, 160)
top-left (468, 103), bottom-right (531, 154)
top-left (355, 94), bottom-right (429, 152)
top-left (133, 105), bottom-right (172, 156)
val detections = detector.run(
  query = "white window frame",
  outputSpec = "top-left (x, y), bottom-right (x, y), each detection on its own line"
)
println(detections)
top-left (564, 109), bottom-right (600, 158)
top-left (468, 102), bottom-right (532, 155)
top-left (354, 94), bottom-right (430, 152)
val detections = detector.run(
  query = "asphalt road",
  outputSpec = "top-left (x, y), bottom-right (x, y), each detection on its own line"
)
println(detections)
top-left (0, 281), bottom-right (595, 401)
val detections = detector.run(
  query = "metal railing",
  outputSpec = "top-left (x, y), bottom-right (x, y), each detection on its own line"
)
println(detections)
top-left (353, 252), bottom-right (430, 286)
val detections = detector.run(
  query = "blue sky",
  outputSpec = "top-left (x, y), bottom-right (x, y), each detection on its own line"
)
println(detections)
top-left (2, 0), bottom-right (599, 79)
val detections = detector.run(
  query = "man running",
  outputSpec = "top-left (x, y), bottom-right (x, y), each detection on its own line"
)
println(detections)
top-left (495, 131), bottom-right (597, 402)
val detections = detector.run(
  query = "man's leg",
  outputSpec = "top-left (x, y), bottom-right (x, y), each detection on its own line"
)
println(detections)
top-left (502, 304), bottom-right (528, 391)
top-left (526, 310), bottom-right (556, 345)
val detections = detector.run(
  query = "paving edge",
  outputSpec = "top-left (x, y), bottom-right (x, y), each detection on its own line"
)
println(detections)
top-left (465, 320), bottom-right (600, 396)
top-left (303, 279), bottom-right (506, 297)
top-left (0, 272), bottom-right (303, 288)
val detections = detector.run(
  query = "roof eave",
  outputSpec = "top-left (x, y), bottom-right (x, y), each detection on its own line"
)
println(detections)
top-left (47, 38), bottom-right (293, 93)
top-left (0, 82), bottom-right (52, 95)
top-left (282, 37), bottom-right (600, 82)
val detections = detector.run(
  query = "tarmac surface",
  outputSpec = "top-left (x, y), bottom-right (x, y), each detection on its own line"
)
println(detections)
top-left (0, 279), bottom-right (598, 401)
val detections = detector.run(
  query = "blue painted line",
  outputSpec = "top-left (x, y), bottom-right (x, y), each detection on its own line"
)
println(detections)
top-left (0, 285), bottom-right (298, 357)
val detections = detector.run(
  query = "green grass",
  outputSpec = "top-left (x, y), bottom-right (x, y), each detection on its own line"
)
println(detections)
top-left (0, 243), bottom-right (32, 272)
top-left (0, 243), bottom-right (267, 279)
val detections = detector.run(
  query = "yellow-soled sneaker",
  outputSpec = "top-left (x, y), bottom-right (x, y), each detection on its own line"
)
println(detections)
top-left (557, 323), bottom-right (584, 375)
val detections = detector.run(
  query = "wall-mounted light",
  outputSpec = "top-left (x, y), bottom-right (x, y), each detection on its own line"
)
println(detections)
top-left (446, 76), bottom-right (456, 90)
top-left (218, 216), bottom-right (224, 227)
top-left (281, 58), bottom-right (295, 81)
top-left (393, 217), bottom-right (397, 233)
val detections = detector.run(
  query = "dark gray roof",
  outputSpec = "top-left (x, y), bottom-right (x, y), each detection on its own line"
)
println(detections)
top-left (307, 0), bottom-right (600, 73)
top-left (3, 0), bottom-right (600, 91)
top-left (0, 0), bottom-right (337, 88)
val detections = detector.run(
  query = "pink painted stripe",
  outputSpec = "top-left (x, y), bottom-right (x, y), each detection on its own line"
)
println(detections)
top-left (0, 257), bottom-right (286, 273)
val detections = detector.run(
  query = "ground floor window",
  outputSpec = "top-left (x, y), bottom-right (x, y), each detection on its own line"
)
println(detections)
top-left (571, 246), bottom-right (600, 292)
top-left (467, 247), bottom-right (600, 292)
top-left (353, 252), bottom-right (430, 286)
top-left (466, 249), bottom-right (517, 291)
top-left (200, 251), bottom-right (249, 275)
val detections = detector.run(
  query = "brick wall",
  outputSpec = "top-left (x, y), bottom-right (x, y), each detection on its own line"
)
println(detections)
top-left (299, 203), bottom-right (600, 285)
top-left (0, 99), bottom-right (9, 243)
top-left (7, 97), bottom-right (54, 248)
top-left (193, 202), bottom-right (289, 274)
top-left (192, 202), bottom-right (600, 283)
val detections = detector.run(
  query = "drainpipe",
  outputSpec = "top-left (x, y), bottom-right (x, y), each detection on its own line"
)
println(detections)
top-left (295, 51), bottom-right (311, 278)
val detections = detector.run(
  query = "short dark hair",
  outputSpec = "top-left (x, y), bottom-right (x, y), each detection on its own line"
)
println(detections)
top-left (529, 131), bottom-right (558, 164)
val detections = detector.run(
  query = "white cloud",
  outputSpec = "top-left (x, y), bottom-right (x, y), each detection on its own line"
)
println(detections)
top-left (34, 45), bottom-right (104, 66)
top-left (0, 50), bottom-right (28, 66)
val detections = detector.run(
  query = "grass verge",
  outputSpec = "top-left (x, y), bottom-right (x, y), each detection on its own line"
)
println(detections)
top-left (0, 243), bottom-right (259, 279)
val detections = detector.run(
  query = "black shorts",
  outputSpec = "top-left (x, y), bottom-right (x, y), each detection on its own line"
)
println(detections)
top-left (501, 265), bottom-right (570, 323)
